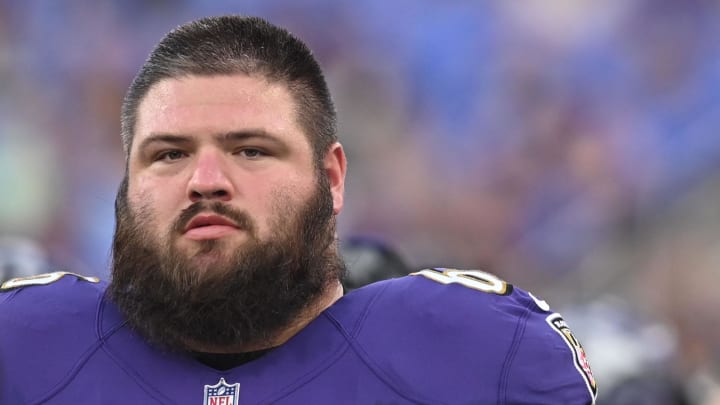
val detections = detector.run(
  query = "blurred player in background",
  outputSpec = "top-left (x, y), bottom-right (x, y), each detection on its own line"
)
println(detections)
top-left (0, 15), bottom-right (596, 404)
top-left (340, 236), bottom-right (410, 290)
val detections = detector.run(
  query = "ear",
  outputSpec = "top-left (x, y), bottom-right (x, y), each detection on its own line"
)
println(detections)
top-left (323, 142), bottom-right (347, 215)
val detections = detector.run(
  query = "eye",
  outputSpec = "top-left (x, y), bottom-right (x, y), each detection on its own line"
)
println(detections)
top-left (156, 150), bottom-right (187, 162)
top-left (236, 148), bottom-right (268, 159)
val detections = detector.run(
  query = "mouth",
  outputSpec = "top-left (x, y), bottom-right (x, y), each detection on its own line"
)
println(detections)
top-left (183, 214), bottom-right (241, 240)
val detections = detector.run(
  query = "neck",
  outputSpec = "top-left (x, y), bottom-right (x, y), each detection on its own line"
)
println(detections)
top-left (186, 280), bottom-right (344, 354)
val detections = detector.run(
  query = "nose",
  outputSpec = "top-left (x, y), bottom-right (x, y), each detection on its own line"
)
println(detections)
top-left (187, 150), bottom-right (234, 202)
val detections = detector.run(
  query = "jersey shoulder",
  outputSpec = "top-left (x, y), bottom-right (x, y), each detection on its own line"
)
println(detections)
top-left (345, 267), bottom-right (553, 348)
top-left (331, 268), bottom-right (597, 404)
top-left (0, 272), bottom-right (107, 402)
top-left (347, 267), bottom-right (546, 333)
top-left (0, 270), bottom-right (104, 310)
top-left (0, 271), bottom-right (105, 342)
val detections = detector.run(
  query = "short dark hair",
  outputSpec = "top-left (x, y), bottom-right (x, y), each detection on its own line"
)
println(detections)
top-left (121, 15), bottom-right (337, 165)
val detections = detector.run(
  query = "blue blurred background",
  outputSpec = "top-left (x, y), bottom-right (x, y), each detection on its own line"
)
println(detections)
top-left (2, 0), bottom-right (720, 402)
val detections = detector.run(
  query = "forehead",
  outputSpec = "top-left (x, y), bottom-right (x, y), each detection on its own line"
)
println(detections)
top-left (132, 74), bottom-right (307, 153)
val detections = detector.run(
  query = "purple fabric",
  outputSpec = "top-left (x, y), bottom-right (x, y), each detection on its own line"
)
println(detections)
top-left (0, 273), bottom-right (595, 404)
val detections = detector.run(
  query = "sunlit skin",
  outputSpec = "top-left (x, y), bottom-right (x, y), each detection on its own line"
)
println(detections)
top-left (126, 74), bottom-right (347, 351)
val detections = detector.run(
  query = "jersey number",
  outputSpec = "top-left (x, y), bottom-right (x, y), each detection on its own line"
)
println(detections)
top-left (411, 268), bottom-right (510, 295)
top-left (0, 271), bottom-right (99, 290)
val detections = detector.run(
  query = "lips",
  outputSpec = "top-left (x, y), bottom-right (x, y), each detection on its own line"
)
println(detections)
top-left (184, 214), bottom-right (239, 233)
top-left (182, 214), bottom-right (241, 240)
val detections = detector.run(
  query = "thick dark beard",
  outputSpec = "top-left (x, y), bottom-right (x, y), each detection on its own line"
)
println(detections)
top-left (108, 174), bottom-right (346, 353)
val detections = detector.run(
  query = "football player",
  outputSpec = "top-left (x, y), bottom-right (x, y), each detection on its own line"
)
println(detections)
top-left (0, 16), bottom-right (596, 404)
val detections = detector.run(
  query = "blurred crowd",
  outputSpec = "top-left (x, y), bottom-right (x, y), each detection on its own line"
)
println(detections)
top-left (2, 0), bottom-right (720, 402)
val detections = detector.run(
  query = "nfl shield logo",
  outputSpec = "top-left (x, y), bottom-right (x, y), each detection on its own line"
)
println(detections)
top-left (203, 378), bottom-right (240, 405)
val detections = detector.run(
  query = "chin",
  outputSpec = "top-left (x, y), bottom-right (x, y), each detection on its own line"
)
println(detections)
top-left (176, 235), bottom-right (226, 252)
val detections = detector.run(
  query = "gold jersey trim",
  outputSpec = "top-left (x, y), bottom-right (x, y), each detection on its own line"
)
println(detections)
top-left (1, 271), bottom-right (99, 291)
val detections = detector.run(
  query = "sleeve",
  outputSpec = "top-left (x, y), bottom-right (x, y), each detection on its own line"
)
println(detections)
top-left (501, 302), bottom-right (598, 405)
top-left (0, 290), bottom-right (23, 403)
top-left (347, 269), bottom-right (598, 404)
top-left (0, 272), bottom-right (105, 404)
top-left (0, 288), bottom-right (42, 404)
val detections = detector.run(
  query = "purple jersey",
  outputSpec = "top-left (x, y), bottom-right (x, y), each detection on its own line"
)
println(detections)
top-left (0, 270), bottom-right (597, 404)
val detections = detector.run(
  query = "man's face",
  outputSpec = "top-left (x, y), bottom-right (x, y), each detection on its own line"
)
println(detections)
top-left (110, 74), bottom-right (347, 351)
top-left (128, 74), bottom-right (328, 269)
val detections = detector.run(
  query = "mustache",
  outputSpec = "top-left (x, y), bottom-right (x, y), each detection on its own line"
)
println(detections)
top-left (173, 202), bottom-right (255, 234)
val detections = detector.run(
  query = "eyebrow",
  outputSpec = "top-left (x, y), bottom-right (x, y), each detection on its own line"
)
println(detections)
top-left (136, 129), bottom-right (288, 152)
top-left (137, 134), bottom-right (194, 152)
top-left (219, 130), bottom-right (286, 148)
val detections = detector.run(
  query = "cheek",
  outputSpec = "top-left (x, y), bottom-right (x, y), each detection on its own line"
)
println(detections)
top-left (126, 193), bottom-right (155, 231)
top-left (264, 183), bottom-right (313, 229)
top-left (250, 175), bottom-right (308, 212)
top-left (125, 190), bottom-right (175, 247)
top-left (127, 179), bottom-right (166, 227)
top-left (128, 174), bottom-right (179, 212)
